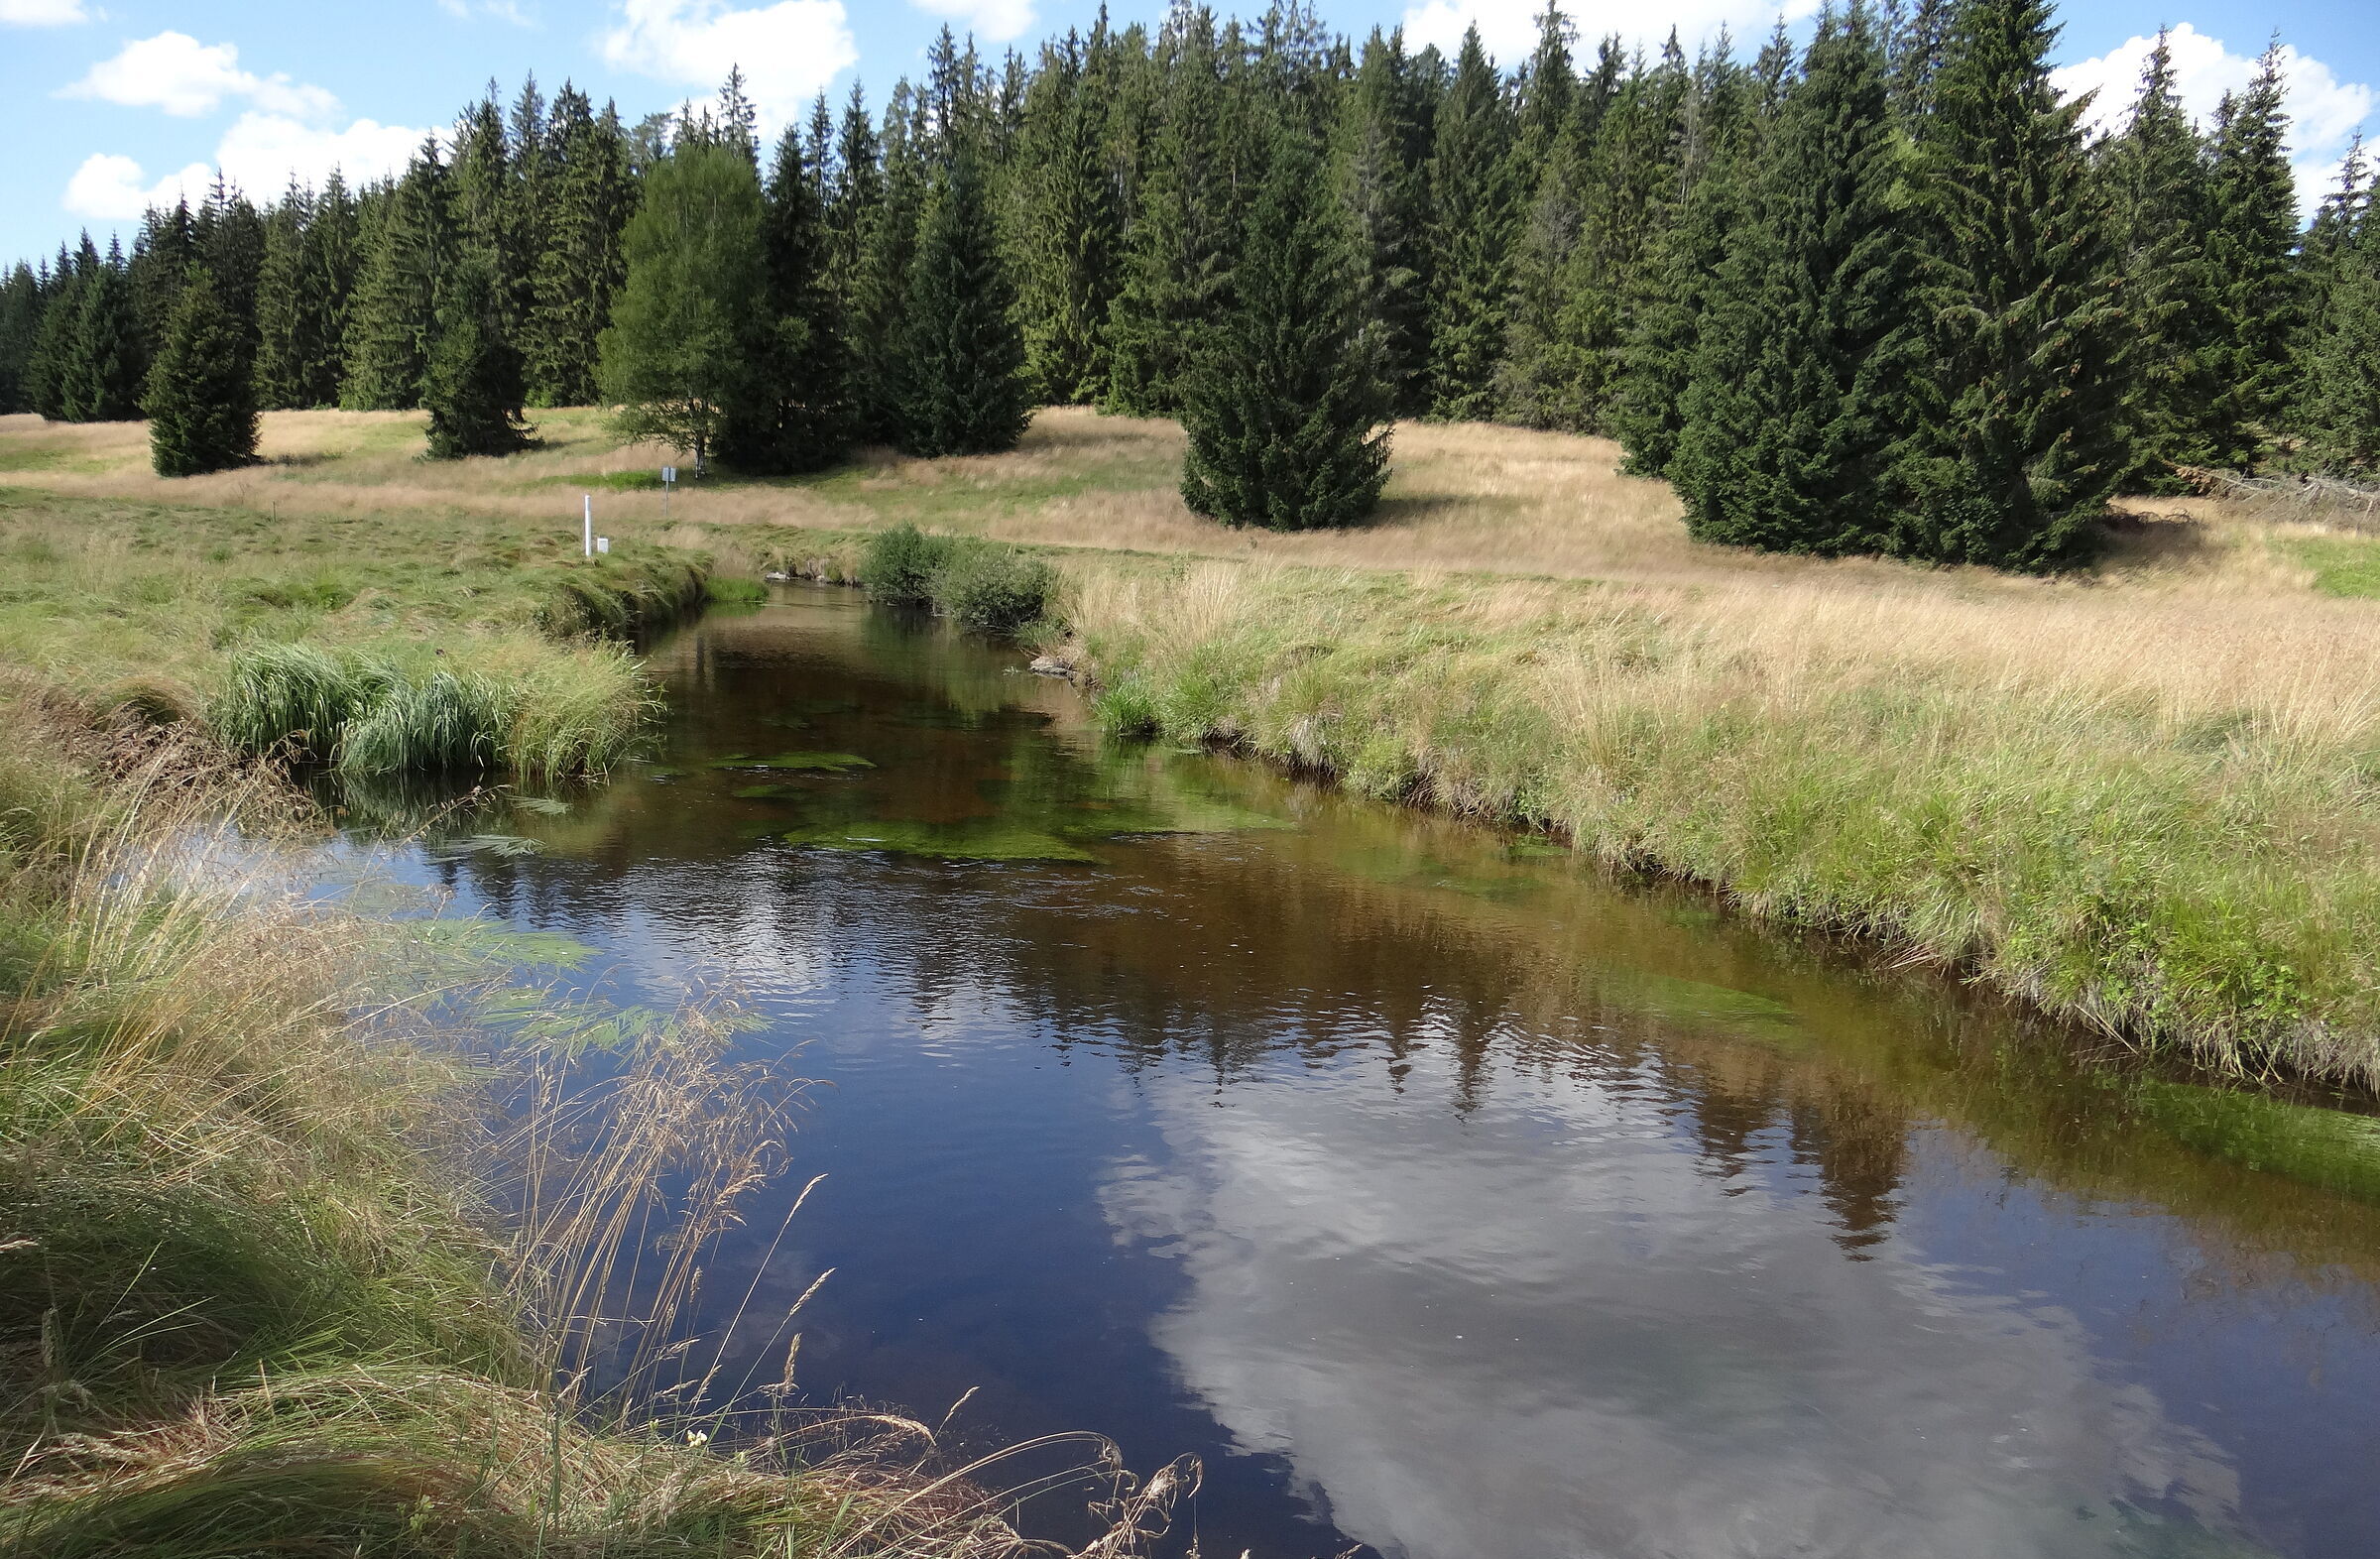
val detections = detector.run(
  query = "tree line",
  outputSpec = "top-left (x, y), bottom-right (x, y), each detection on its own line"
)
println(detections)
top-left (0, 0), bottom-right (2373, 564)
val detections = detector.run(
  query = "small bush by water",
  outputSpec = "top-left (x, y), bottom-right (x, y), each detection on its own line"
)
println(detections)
top-left (861, 524), bottom-right (1058, 634)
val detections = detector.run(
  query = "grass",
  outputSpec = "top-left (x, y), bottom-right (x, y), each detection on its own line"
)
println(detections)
top-left (0, 700), bottom-right (1171, 1557)
top-left (0, 483), bottom-right (706, 779)
top-left (0, 412), bottom-right (1189, 1553)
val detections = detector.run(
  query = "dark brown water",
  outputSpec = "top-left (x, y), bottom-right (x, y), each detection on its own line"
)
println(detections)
top-left (377, 589), bottom-right (2380, 1559)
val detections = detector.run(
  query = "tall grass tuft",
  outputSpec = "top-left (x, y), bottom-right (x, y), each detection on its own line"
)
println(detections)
top-left (211, 641), bottom-right (653, 780)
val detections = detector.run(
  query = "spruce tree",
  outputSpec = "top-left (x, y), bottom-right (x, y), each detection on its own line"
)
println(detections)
top-left (146, 265), bottom-right (257, 476)
top-left (1905, 0), bottom-right (2127, 568)
top-left (596, 139), bottom-right (765, 472)
top-left (1494, 8), bottom-right (1595, 428)
top-left (344, 141), bottom-right (453, 409)
top-left (1424, 26), bottom-right (1517, 419)
top-left (1671, 6), bottom-right (1927, 554)
top-left (128, 201), bottom-right (197, 364)
top-left (424, 250), bottom-right (534, 459)
top-left (61, 244), bottom-right (146, 421)
top-left (1013, 27), bottom-right (1124, 404)
top-left (2103, 31), bottom-right (2221, 485)
top-left (1179, 121), bottom-right (1390, 530)
top-left (2203, 43), bottom-right (2302, 467)
top-left (720, 124), bottom-right (851, 472)
top-left (2300, 144), bottom-right (2379, 474)
top-left (297, 171), bottom-right (361, 408)
top-left (527, 89), bottom-right (634, 407)
top-left (1337, 27), bottom-right (1436, 417)
top-left (1105, 5), bottom-right (1243, 417)
top-left (850, 82), bottom-right (928, 442)
top-left (24, 244), bottom-right (87, 420)
top-left (1612, 39), bottom-right (1758, 475)
top-left (896, 139), bottom-right (1030, 456)
top-left (195, 179), bottom-right (266, 347)
top-left (0, 263), bottom-right (39, 414)
top-left (251, 187), bottom-right (310, 410)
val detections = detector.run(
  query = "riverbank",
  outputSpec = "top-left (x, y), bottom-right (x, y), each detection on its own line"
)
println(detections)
top-left (12, 403), bottom-right (2380, 1087)
top-left (0, 419), bottom-right (1163, 1553)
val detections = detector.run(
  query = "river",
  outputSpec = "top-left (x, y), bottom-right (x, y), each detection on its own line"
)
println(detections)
top-left (365, 588), bottom-right (2380, 1559)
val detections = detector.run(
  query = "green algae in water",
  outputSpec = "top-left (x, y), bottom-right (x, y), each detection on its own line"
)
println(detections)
top-left (2128, 1080), bottom-right (2380, 1204)
top-left (709, 752), bottom-right (878, 773)
top-left (782, 817), bottom-right (1098, 863)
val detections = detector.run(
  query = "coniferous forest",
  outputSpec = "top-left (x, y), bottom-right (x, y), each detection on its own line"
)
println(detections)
top-left (2, 0), bottom-right (2376, 562)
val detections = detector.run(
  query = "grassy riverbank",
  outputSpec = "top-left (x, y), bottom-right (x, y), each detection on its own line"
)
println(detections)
top-left (12, 402), bottom-right (2380, 1089)
top-left (0, 708), bottom-right (1075, 1555)
top-left (0, 413), bottom-right (1161, 1554)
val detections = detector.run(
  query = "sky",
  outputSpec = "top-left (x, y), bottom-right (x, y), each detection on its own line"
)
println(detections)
top-left (1, 0), bottom-right (2375, 267)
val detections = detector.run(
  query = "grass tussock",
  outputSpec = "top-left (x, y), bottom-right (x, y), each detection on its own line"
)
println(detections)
top-left (211, 639), bottom-right (654, 779)
top-left (0, 705), bottom-right (1186, 1556)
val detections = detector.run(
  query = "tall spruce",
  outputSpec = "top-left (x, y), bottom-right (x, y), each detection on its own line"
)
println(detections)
top-left (1106, 4), bottom-right (1244, 417)
top-left (1013, 26), bottom-right (1125, 403)
top-left (527, 89), bottom-right (634, 407)
top-left (1612, 37), bottom-right (1759, 475)
top-left (897, 139), bottom-right (1031, 456)
top-left (1180, 119), bottom-right (1390, 529)
top-left (424, 250), bottom-right (535, 458)
top-left (145, 265), bottom-right (257, 476)
top-left (2203, 43), bottom-right (2302, 467)
top-left (1494, 7), bottom-right (1594, 428)
top-left (1425, 26), bottom-right (1518, 419)
top-left (1337, 27), bottom-right (1436, 416)
top-left (1672, 6), bottom-right (1928, 554)
top-left (721, 124), bottom-right (852, 471)
top-left (61, 243), bottom-right (146, 422)
top-left (2103, 31), bottom-right (2221, 484)
top-left (344, 141), bottom-right (453, 409)
top-left (1906, 0), bottom-right (2128, 567)
top-left (849, 82), bottom-right (929, 442)
top-left (0, 263), bottom-right (39, 414)
top-left (2300, 142), bottom-right (2379, 473)
top-left (24, 241), bottom-right (90, 420)
top-left (251, 186), bottom-right (310, 410)
top-left (297, 171), bottom-right (361, 408)
top-left (597, 139), bottom-right (766, 473)
top-left (128, 201), bottom-right (197, 364)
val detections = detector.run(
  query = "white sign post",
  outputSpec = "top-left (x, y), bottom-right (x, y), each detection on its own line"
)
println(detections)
top-left (583, 495), bottom-right (593, 558)
top-left (661, 465), bottom-right (676, 520)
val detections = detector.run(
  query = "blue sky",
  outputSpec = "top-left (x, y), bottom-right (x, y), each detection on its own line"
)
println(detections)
top-left (3, 0), bottom-right (2374, 266)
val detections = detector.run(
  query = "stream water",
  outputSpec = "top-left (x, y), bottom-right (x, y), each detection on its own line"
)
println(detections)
top-left (367, 589), bottom-right (2380, 1559)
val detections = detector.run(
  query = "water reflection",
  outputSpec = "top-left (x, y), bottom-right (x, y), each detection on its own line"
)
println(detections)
top-left (373, 590), bottom-right (2380, 1559)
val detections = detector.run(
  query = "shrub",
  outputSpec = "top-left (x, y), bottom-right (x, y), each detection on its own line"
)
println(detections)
top-left (860, 523), bottom-right (955, 605)
top-left (935, 545), bottom-right (1059, 635)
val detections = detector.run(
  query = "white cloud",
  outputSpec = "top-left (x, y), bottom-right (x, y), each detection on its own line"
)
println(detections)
top-left (63, 153), bottom-right (215, 220)
top-left (2052, 24), bottom-right (2375, 217)
top-left (907, 0), bottom-right (1034, 46)
top-left (61, 32), bottom-right (342, 120)
top-left (63, 114), bottom-right (429, 219)
top-left (600, 0), bottom-right (858, 132)
top-left (0, 0), bottom-right (90, 25)
top-left (1401, 0), bottom-right (1816, 68)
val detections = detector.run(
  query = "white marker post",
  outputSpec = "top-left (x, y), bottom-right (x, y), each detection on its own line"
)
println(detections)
top-left (583, 495), bottom-right (593, 558)
top-left (662, 465), bottom-right (676, 521)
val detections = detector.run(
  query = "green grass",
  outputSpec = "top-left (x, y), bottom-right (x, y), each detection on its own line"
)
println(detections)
top-left (1071, 559), bottom-right (2380, 1086)
top-left (0, 487), bottom-right (710, 779)
top-left (2288, 536), bottom-right (2380, 598)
